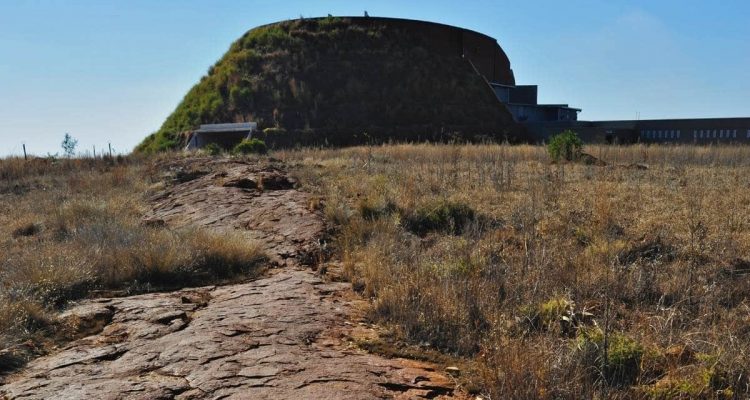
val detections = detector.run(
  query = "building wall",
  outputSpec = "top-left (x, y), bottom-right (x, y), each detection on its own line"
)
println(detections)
top-left (636, 118), bottom-right (750, 144)
top-left (507, 105), bottom-right (579, 123)
top-left (509, 85), bottom-right (538, 104)
top-left (493, 86), bottom-right (511, 103)
top-left (524, 118), bottom-right (750, 144)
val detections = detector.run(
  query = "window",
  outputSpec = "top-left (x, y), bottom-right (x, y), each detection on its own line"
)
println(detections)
top-left (677, 130), bottom-right (681, 139)
top-left (670, 130), bottom-right (675, 139)
top-left (713, 130), bottom-right (717, 138)
top-left (699, 130), bottom-right (703, 138)
top-left (733, 130), bottom-right (737, 138)
top-left (720, 130), bottom-right (724, 138)
top-left (747, 129), bottom-right (750, 138)
top-left (693, 130), bottom-right (697, 139)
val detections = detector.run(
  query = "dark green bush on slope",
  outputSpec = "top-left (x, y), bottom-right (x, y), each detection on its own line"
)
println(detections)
top-left (137, 17), bottom-right (518, 153)
top-left (233, 139), bottom-right (267, 155)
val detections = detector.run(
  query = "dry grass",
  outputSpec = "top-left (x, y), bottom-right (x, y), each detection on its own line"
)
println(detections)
top-left (0, 155), bottom-right (265, 372)
top-left (280, 143), bottom-right (750, 399)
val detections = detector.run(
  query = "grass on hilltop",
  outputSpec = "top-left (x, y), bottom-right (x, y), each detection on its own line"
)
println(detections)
top-left (137, 16), bottom-right (516, 153)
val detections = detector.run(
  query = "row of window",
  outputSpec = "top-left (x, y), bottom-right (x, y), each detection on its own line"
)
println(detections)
top-left (641, 130), bottom-right (681, 139)
top-left (641, 129), bottom-right (750, 140)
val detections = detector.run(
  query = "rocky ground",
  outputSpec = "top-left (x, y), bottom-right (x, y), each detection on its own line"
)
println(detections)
top-left (1, 158), bottom-right (461, 399)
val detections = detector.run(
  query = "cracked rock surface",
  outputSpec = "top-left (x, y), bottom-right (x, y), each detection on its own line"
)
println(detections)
top-left (143, 157), bottom-right (326, 266)
top-left (1, 158), bottom-right (460, 399)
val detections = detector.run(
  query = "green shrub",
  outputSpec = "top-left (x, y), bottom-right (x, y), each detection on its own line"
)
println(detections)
top-left (517, 297), bottom-right (574, 334)
top-left (359, 199), bottom-right (398, 221)
top-left (547, 130), bottom-right (583, 162)
top-left (576, 328), bottom-right (644, 387)
top-left (403, 201), bottom-right (476, 235)
top-left (232, 138), bottom-right (267, 155)
top-left (203, 143), bottom-right (223, 156)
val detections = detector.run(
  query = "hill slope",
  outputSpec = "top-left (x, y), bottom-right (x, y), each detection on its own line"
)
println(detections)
top-left (137, 17), bottom-right (519, 152)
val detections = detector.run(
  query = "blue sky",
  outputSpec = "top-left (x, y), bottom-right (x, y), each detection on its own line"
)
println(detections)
top-left (1, 0), bottom-right (748, 156)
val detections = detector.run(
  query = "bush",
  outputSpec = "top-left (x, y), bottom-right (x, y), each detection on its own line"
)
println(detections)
top-left (203, 143), bottom-right (223, 156)
top-left (358, 199), bottom-right (398, 221)
top-left (232, 138), bottom-right (267, 155)
top-left (576, 328), bottom-right (644, 387)
top-left (517, 297), bottom-right (575, 334)
top-left (548, 130), bottom-right (583, 162)
top-left (403, 201), bottom-right (476, 235)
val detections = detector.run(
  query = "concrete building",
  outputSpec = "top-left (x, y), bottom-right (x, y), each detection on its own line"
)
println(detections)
top-left (490, 83), bottom-right (580, 123)
top-left (634, 118), bottom-right (750, 144)
top-left (522, 118), bottom-right (750, 144)
top-left (185, 123), bottom-right (257, 150)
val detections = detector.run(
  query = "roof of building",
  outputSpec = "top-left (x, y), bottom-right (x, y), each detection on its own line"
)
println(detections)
top-left (507, 103), bottom-right (582, 111)
top-left (195, 122), bottom-right (257, 134)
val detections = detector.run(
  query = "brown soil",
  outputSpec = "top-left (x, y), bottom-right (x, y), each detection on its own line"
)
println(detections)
top-left (0, 158), bottom-right (462, 399)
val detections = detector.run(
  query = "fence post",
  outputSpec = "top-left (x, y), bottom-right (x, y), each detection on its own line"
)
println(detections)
top-left (108, 143), bottom-right (112, 158)
top-left (23, 144), bottom-right (27, 160)
top-left (93, 145), bottom-right (96, 158)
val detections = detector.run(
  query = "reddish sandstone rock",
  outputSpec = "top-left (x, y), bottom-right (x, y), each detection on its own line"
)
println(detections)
top-left (1, 158), bottom-right (461, 399)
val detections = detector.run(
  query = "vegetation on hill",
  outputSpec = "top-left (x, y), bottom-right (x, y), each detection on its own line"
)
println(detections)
top-left (284, 143), bottom-right (750, 399)
top-left (137, 17), bottom-right (517, 153)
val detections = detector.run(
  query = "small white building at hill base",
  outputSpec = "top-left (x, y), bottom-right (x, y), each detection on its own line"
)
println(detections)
top-left (185, 122), bottom-right (257, 150)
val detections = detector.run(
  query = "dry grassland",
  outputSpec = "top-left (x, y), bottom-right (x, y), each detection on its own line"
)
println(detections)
top-left (0, 155), bottom-right (265, 371)
top-left (281, 144), bottom-right (750, 399)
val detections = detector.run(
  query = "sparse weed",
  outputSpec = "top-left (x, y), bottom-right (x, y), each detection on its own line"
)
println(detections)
top-left (281, 143), bottom-right (750, 398)
top-left (0, 155), bottom-right (266, 373)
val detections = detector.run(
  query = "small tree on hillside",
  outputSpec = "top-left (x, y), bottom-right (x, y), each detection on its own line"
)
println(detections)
top-left (547, 130), bottom-right (583, 162)
top-left (61, 133), bottom-right (78, 157)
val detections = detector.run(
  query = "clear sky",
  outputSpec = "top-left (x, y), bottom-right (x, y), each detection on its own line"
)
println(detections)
top-left (1, 0), bottom-right (748, 156)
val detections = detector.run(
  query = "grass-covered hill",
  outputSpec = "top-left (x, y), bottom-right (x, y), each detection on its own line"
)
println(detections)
top-left (137, 17), bottom-right (519, 152)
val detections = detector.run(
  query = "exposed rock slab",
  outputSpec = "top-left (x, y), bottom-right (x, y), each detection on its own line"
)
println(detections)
top-left (1, 158), bottom-right (460, 399)
top-left (144, 157), bottom-right (325, 267)
top-left (2, 271), bottom-right (456, 399)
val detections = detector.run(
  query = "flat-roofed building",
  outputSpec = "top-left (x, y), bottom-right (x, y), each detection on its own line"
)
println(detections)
top-left (523, 118), bottom-right (750, 144)
top-left (185, 122), bottom-right (257, 150)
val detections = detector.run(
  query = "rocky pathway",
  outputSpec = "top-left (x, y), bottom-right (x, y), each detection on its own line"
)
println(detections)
top-left (1, 158), bottom-right (460, 399)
